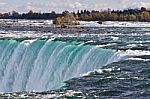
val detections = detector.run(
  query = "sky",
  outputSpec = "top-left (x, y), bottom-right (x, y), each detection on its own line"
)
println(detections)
top-left (0, 0), bottom-right (150, 13)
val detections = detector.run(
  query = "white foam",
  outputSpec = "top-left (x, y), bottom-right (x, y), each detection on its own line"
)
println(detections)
top-left (95, 43), bottom-right (116, 48)
top-left (82, 68), bottom-right (115, 76)
top-left (111, 36), bottom-right (119, 41)
top-left (23, 39), bottom-right (37, 46)
top-left (42, 90), bottom-right (83, 98)
top-left (0, 19), bottom-right (53, 27)
top-left (128, 58), bottom-right (150, 61)
top-left (78, 21), bottom-right (150, 27)
top-left (122, 50), bottom-right (150, 56)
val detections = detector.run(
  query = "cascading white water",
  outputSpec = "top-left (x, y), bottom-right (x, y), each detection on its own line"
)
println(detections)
top-left (0, 39), bottom-right (130, 92)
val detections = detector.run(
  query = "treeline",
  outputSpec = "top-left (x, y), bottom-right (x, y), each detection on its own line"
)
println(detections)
top-left (0, 7), bottom-right (150, 22)
top-left (0, 10), bottom-right (58, 19)
top-left (76, 7), bottom-right (150, 22)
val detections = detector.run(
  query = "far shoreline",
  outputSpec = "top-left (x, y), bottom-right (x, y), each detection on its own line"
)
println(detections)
top-left (0, 7), bottom-right (150, 22)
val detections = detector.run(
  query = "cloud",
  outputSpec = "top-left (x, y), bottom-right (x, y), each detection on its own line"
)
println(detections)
top-left (0, 2), bottom-right (7, 6)
top-left (118, 0), bottom-right (130, 8)
top-left (93, 3), bottom-right (110, 10)
top-left (69, 2), bottom-right (83, 9)
top-left (0, 0), bottom-right (150, 13)
top-left (131, 2), bottom-right (150, 8)
top-left (16, 0), bottom-right (111, 12)
top-left (0, 2), bottom-right (17, 13)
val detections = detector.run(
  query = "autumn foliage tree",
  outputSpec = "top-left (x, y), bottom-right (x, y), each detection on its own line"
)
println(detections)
top-left (75, 7), bottom-right (150, 22)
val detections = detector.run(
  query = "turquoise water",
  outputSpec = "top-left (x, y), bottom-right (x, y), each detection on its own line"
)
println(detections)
top-left (0, 39), bottom-right (117, 92)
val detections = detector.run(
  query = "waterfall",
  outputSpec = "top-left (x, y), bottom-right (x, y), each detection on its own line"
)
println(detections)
top-left (0, 39), bottom-right (126, 92)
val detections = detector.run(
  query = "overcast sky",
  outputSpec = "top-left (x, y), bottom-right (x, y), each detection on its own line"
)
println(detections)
top-left (0, 0), bottom-right (149, 13)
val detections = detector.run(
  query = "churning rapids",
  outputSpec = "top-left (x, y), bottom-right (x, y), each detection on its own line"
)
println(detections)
top-left (0, 20), bottom-right (150, 98)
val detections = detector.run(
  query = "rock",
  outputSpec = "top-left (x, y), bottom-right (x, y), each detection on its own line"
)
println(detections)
top-left (97, 21), bottom-right (103, 24)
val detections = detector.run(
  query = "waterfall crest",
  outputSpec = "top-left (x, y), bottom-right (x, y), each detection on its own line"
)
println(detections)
top-left (0, 39), bottom-right (122, 92)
